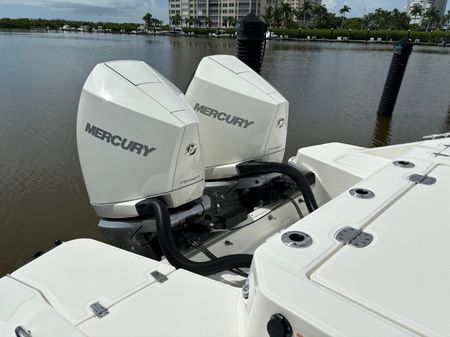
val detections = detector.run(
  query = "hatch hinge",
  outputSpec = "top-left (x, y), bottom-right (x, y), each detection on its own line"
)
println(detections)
top-left (90, 302), bottom-right (109, 319)
top-left (408, 174), bottom-right (436, 185)
top-left (336, 227), bottom-right (373, 248)
top-left (151, 270), bottom-right (168, 283)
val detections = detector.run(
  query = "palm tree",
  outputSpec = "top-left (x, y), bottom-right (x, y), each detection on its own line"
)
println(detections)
top-left (281, 2), bottom-right (293, 27)
top-left (423, 7), bottom-right (441, 31)
top-left (194, 17), bottom-right (202, 28)
top-left (149, 18), bottom-right (159, 33)
top-left (263, 6), bottom-right (274, 31)
top-left (410, 3), bottom-right (423, 23)
top-left (187, 16), bottom-right (194, 28)
top-left (391, 9), bottom-right (410, 30)
top-left (373, 7), bottom-right (386, 28)
top-left (222, 16), bottom-right (228, 28)
top-left (204, 16), bottom-right (212, 29)
top-left (171, 14), bottom-right (181, 27)
top-left (142, 13), bottom-right (152, 30)
top-left (273, 6), bottom-right (284, 28)
top-left (227, 16), bottom-right (237, 28)
top-left (300, 0), bottom-right (313, 26)
top-left (339, 4), bottom-right (351, 28)
top-left (311, 5), bottom-right (327, 26)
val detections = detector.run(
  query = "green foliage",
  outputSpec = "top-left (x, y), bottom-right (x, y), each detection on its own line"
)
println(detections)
top-left (143, 13), bottom-right (163, 31)
top-left (362, 8), bottom-right (410, 30)
top-left (262, 5), bottom-right (448, 32)
top-left (410, 3), bottom-right (423, 19)
top-left (0, 17), bottom-right (142, 31)
top-left (171, 14), bottom-right (181, 26)
top-left (272, 28), bottom-right (450, 43)
top-left (423, 7), bottom-right (442, 31)
top-left (183, 27), bottom-right (236, 35)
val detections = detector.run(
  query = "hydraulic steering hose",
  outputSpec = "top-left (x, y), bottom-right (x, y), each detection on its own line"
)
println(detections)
top-left (237, 161), bottom-right (319, 213)
top-left (136, 198), bottom-right (253, 276)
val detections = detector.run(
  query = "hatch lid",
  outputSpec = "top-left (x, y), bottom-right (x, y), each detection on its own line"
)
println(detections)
top-left (11, 239), bottom-right (174, 325)
top-left (311, 164), bottom-right (450, 336)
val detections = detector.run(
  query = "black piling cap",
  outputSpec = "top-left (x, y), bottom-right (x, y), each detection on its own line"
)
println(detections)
top-left (236, 13), bottom-right (267, 73)
top-left (393, 37), bottom-right (413, 56)
top-left (237, 13), bottom-right (266, 41)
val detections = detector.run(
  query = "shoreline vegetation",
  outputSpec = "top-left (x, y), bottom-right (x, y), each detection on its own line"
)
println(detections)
top-left (1, 17), bottom-right (449, 46)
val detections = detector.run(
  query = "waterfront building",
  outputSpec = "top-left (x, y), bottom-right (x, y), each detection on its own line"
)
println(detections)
top-left (405, 0), bottom-right (448, 25)
top-left (169, 0), bottom-right (263, 28)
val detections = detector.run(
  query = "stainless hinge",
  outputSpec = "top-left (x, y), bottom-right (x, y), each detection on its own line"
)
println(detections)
top-left (151, 270), bottom-right (168, 283)
top-left (408, 174), bottom-right (436, 185)
top-left (90, 302), bottom-right (109, 319)
top-left (336, 227), bottom-right (373, 248)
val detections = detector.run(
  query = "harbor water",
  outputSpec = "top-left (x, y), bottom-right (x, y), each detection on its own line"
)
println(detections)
top-left (0, 32), bottom-right (449, 276)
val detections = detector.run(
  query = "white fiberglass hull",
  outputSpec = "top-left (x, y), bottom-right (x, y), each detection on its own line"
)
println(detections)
top-left (2, 138), bottom-right (450, 337)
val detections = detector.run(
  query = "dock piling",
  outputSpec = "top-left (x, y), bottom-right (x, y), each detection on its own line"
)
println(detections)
top-left (377, 37), bottom-right (413, 117)
top-left (236, 14), bottom-right (266, 74)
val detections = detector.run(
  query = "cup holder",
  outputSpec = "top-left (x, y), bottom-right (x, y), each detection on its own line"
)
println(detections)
top-left (349, 188), bottom-right (375, 199)
top-left (281, 231), bottom-right (313, 248)
top-left (393, 160), bottom-right (415, 168)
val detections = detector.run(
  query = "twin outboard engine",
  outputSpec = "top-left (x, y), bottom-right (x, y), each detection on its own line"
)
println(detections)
top-left (185, 55), bottom-right (288, 179)
top-left (77, 56), bottom-right (316, 275)
top-left (77, 61), bottom-right (204, 219)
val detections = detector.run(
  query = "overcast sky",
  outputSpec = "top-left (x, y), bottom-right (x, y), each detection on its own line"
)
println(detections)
top-left (0, 0), bottom-right (448, 24)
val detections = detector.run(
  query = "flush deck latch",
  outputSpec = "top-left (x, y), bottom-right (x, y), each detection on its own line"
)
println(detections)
top-left (336, 227), bottom-right (373, 248)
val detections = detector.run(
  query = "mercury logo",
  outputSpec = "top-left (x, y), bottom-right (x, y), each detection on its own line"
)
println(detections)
top-left (186, 144), bottom-right (197, 156)
top-left (194, 103), bottom-right (254, 129)
top-left (85, 123), bottom-right (156, 157)
top-left (276, 118), bottom-right (285, 128)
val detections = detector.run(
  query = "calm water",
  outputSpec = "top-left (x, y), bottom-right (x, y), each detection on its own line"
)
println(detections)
top-left (0, 32), bottom-right (449, 276)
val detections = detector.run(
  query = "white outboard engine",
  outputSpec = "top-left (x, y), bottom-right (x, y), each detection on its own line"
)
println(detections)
top-left (77, 58), bottom-right (317, 275)
top-left (185, 55), bottom-right (288, 179)
top-left (77, 61), bottom-right (204, 219)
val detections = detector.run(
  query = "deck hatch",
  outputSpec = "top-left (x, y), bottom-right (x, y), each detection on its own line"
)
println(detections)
top-left (311, 165), bottom-right (450, 336)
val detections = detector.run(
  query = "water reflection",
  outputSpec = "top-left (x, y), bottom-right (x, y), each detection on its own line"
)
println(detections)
top-left (371, 116), bottom-right (393, 147)
top-left (444, 104), bottom-right (450, 133)
top-left (0, 32), bottom-right (449, 276)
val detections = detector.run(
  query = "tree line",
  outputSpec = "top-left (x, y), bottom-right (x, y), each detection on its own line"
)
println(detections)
top-left (169, 13), bottom-right (237, 28)
top-left (262, 2), bottom-right (450, 32)
top-left (2, 4), bottom-right (449, 33)
top-left (0, 18), bottom-right (145, 31)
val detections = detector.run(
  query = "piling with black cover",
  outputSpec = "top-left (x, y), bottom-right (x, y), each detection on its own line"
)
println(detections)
top-left (377, 37), bottom-right (413, 116)
top-left (236, 13), bottom-right (266, 74)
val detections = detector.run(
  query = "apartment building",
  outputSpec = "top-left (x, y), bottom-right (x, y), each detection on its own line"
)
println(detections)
top-left (169, 0), bottom-right (263, 28)
top-left (405, 0), bottom-right (448, 24)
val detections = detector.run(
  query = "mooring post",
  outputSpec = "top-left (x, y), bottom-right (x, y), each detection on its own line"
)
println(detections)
top-left (377, 37), bottom-right (413, 117)
top-left (236, 13), bottom-right (266, 74)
